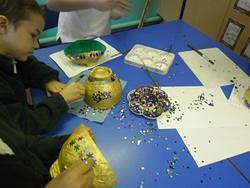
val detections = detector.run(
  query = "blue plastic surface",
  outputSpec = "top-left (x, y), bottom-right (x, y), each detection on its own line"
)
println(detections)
top-left (33, 20), bottom-right (250, 187)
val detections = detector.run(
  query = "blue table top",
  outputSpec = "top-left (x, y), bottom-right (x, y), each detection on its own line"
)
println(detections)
top-left (34, 20), bottom-right (250, 187)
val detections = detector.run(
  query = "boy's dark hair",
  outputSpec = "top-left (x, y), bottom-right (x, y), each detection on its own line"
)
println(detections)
top-left (0, 0), bottom-right (44, 26)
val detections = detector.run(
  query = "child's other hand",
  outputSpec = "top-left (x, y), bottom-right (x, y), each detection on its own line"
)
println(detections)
top-left (111, 0), bottom-right (130, 19)
top-left (59, 82), bottom-right (85, 103)
top-left (87, 0), bottom-right (130, 14)
top-left (45, 160), bottom-right (94, 188)
top-left (46, 80), bottom-right (66, 95)
top-left (93, 0), bottom-right (114, 11)
top-left (114, 0), bottom-right (130, 11)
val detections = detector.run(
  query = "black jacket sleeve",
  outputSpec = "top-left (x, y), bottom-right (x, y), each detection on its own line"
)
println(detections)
top-left (0, 106), bottom-right (70, 187)
top-left (0, 56), bottom-right (69, 135)
top-left (25, 134), bottom-right (68, 168)
top-left (6, 93), bottom-right (68, 135)
top-left (0, 155), bottom-right (43, 188)
top-left (0, 77), bottom-right (69, 134)
top-left (17, 56), bottom-right (59, 89)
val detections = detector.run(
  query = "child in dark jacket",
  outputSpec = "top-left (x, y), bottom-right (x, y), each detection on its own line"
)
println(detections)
top-left (0, 1), bottom-right (94, 187)
top-left (0, 103), bottom-right (93, 187)
top-left (0, 0), bottom-right (85, 135)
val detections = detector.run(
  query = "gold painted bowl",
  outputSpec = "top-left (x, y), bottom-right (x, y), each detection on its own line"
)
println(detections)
top-left (50, 125), bottom-right (117, 188)
top-left (84, 66), bottom-right (122, 110)
top-left (64, 39), bottom-right (106, 66)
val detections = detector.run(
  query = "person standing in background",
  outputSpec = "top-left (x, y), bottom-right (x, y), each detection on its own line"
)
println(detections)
top-left (47, 0), bottom-right (130, 43)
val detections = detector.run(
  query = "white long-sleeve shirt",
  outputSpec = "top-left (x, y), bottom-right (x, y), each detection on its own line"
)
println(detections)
top-left (57, 8), bottom-right (111, 43)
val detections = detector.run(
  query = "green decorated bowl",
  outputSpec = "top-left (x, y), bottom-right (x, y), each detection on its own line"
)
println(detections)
top-left (64, 39), bottom-right (106, 66)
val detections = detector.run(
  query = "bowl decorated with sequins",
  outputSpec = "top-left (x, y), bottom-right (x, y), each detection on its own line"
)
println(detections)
top-left (84, 66), bottom-right (122, 110)
top-left (64, 39), bottom-right (106, 66)
top-left (127, 85), bottom-right (170, 119)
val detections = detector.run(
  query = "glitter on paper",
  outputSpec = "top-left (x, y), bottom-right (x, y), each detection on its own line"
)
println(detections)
top-left (188, 93), bottom-right (215, 110)
top-left (161, 97), bottom-right (183, 122)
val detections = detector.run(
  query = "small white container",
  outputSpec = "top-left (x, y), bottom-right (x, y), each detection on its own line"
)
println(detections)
top-left (125, 44), bottom-right (175, 75)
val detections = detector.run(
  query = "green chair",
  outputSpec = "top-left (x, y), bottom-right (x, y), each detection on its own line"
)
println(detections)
top-left (111, 0), bottom-right (162, 32)
top-left (36, 0), bottom-right (46, 6)
top-left (39, 27), bottom-right (58, 47)
top-left (37, 1), bottom-right (59, 47)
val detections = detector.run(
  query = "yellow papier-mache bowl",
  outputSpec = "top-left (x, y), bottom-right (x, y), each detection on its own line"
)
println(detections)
top-left (64, 39), bottom-right (106, 66)
top-left (84, 66), bottom-right (122, 110)
top-left (50, 126), bottom-right (117, 188)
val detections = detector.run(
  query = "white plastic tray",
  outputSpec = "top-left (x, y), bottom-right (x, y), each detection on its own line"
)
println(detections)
top-left (125, 44), bottom-right (175, 75)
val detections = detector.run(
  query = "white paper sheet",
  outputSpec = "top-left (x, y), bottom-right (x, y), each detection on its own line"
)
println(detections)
top-left (178, 48), bottom-right (250, 102)
top-left (157, 86), bottom-right (250, 167)
top-left (157, 86), bottom-right (250, 129)
top-left (177, 127), bottom-right (250, 167)
top-left (50, 38), bottom-right (122, 78)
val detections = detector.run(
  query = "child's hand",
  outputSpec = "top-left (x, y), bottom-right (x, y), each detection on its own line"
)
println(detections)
top-left (111, 0), bottom-right (130, 19)
top-left (59, 82), bottom-right (85, 103)
top-left (92, 0), bottom-right (114, 11)
top-left (113, 0), bottom-right (130, 11)
top-left (46, 80), bottom-right (66, 95)
top-left (46, 160), bottom-right (94, 188)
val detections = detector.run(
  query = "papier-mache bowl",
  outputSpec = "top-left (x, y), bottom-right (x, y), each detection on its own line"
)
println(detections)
top-left (84, 66), bottom-right (122, 110)
top-left (64, 39), bottom-right (106, 66)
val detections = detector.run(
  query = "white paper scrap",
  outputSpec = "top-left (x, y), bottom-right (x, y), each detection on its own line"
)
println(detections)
top-left (157, 86), bottom-right (250, 129)
top-left (178, 48), bottom-right (250, 99)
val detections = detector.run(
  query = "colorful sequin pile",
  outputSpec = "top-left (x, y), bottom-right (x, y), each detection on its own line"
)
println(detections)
top-left (69, 136), bottom-right (96, 163)
top-left (127, 86), bottom-right (170, 119)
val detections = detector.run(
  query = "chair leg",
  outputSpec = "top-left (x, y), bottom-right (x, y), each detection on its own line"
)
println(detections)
top-left (25, 88), bottom-right (33, 106)
top-left (138, 0), bottom-right (151, 28)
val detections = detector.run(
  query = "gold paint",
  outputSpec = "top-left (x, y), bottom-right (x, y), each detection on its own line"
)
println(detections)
top-left (50, 125), bottom-right (117, 187)
top-left (85, 66), bottom-right (122, 110)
